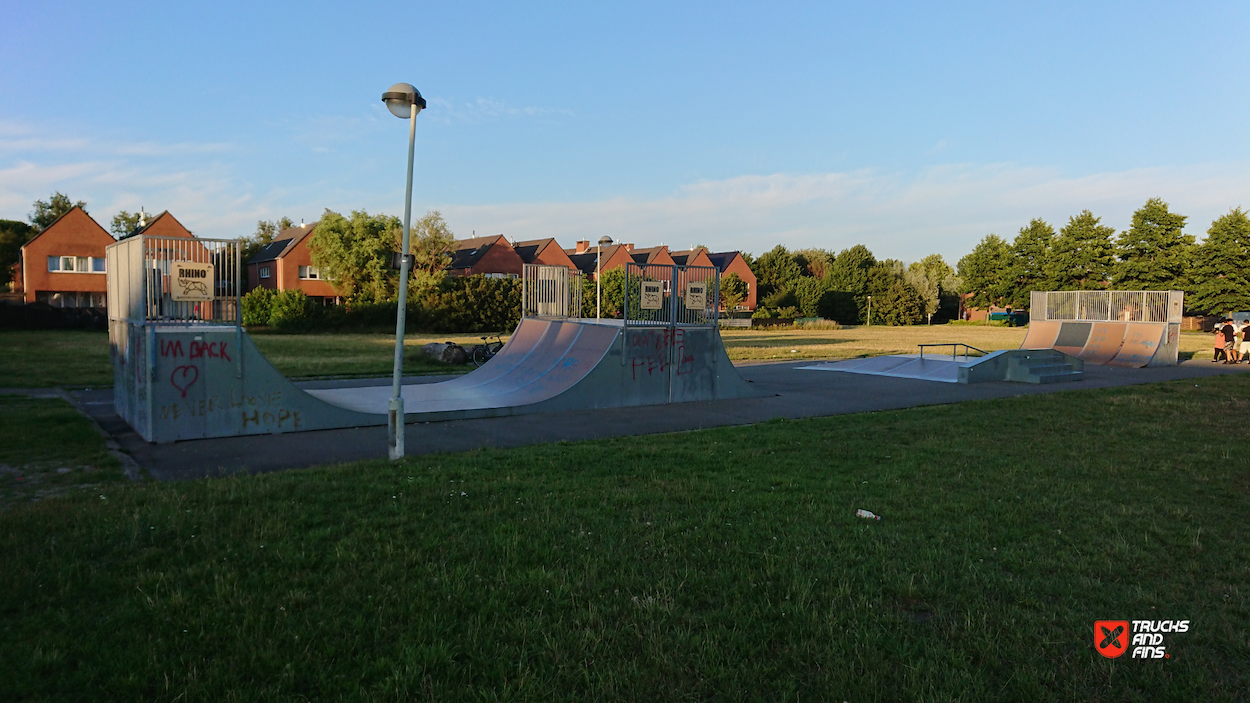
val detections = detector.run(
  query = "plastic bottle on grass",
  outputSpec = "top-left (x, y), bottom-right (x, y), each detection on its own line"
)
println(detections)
top-left (856, 509), bottom-right (881, 520)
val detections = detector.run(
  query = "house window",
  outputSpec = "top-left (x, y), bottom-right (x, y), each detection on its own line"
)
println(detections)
top-left (92, 258), bottom-right (106, 273)
top-left (298, 265), bottom-right (320, 280)
top-left (47, 256), bottom-right (60, 272)
top-left (259, 266), bottom-right (271, 279)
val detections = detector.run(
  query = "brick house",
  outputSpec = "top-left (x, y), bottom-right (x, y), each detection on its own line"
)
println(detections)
top-left (707, 251), bottom-right (757, 311)
top-left (628, 245), bottom-right (676, 268)
top-left (15, 206), bottom-right (114, 307)
top-left (565, 241), bottom-right (637, 279)
top-left (513, 238), bottom-right (578, 271)
top-left (669, 248), bottom-right (715, 269)
top-left (448, 235), bottom-right (524, 278)
top-left (245, 222), bottom-right (342, 303)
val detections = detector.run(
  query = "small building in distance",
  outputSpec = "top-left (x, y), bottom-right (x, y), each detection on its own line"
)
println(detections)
top-left (15, 206), bottom-right (115, 307)
top-left (513, 238), bottom-right (578, 271)
top-left (448, 234), bottom-right (524, 278)
top-left (245, 221), bottom-right (342, 303)
top-left (706, 251), bottom-right (757, 311)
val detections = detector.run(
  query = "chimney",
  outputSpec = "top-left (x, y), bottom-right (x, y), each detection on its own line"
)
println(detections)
top-left (138, 207), bottom-right (147, 229)
top-left (300, 219), bottom-right (306, 228)
top-left (575, 240), bottom-right (590, 254)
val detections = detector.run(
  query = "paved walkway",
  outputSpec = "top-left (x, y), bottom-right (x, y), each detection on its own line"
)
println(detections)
top-left (54, 358), bottom-right (1250, 482)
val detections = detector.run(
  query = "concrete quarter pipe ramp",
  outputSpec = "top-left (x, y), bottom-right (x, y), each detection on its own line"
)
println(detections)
top-left (1021, 290), bottom-right (1183, 368)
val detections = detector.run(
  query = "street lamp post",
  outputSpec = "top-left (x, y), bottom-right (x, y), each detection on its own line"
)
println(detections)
top-left (595, 236), bottom-right (613, 319)
top-left (382, 82), bottom-right (426, 460)
top-left (867, 295), bottom-right (872, 327)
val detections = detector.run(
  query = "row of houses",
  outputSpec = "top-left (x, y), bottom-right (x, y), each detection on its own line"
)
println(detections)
top-left (246, 226), bottom-right (758, 310)
top-left (6, 209), bottom-right (758, 311)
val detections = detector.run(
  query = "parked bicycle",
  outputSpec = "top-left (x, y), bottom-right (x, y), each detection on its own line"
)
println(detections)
top-left (471, 335), bottom-right (505, 367)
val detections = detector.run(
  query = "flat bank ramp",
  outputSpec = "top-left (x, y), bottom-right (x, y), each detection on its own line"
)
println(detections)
top-left (797, 355), bottom-right (962, 383)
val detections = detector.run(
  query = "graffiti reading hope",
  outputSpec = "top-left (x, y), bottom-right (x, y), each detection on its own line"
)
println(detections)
top-left (628, 328), bottom-right (694, 380)
top-left (158, 388), bottom-right (301, 431)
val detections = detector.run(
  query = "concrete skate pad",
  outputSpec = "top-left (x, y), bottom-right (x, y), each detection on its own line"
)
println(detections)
top-left (798, 355), bottom-right (962, 383)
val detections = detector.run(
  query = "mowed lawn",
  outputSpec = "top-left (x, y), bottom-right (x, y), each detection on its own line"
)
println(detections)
top-left (0, 326), bottom-right (1222, 388)
top-left (1, 374), bottom-right (1247, 701)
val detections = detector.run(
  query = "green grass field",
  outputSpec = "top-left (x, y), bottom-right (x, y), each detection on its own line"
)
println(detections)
top-left (2, 374), bottom-right (1247, 701)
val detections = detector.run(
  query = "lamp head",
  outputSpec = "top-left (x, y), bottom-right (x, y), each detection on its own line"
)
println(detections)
top-left (382, 83), bottom-right (427, 118)
top-left (598, 236), bottom-right (613, 247)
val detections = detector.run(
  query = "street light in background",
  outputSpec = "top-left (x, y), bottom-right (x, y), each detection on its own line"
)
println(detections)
top-left (382, 82), bottom-right (426, 460)
top-left (596, 236), bottom-right (613, 319)
top-left (867, 295), bottom-right (872, 326)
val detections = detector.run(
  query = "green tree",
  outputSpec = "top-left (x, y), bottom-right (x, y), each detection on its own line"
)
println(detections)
top-left (241, 217), bottom-right (295, 265)
top-left (957, 234), bottom-right (1012, 309)
top-left (0, 219), bottom-right (37, 288)
top-left (876, 280), bottom-right (925, 325)
top-left (793, 276), bottom-right (830, 318)
top-left (793, 248), bottom-right (833, 279)
top-left (109, 210), bottom-right (148, 237)
top-left (309, 209), bottom-right (402, 303)
top-left (1187, 208), bottom-right (1250, 315)
top-left (751, 245), bottom-right (802, 300)
top-left (720, 272), bottom-right (748, 311)
top-left (1049, 211), bottom-right (1115, 291)
top-left (30, 192), bottom-right (86, 231)
top-left (1113, 198), bottom-right (1193, 290)
top-left (903, 266), bottom-right (939, 322)
top-left (910, 254), bottom-right (960, 320)
top-left (1008, 218), bottom-right (1055, 307)
top-left (406, 210), bottom-right (457, 293)
top-left (827, 245), bottom-right (876, 294)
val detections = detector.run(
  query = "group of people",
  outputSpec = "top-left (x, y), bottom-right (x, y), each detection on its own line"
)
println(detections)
top-left (1213, 318), bottom-right (1249, 363)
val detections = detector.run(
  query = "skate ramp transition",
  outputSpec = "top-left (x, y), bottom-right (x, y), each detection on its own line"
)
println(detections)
top-left (113, 318), bottom-right (762, 443)
top-left (1020, 290), bottom-right (1184, 368)
top-left (798, 347), bottom-right (1083, 385)
top-left (106, 243), bottom-right (762, 443)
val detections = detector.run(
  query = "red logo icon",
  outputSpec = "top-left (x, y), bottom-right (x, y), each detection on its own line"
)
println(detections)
top-left (1095, 620), bottom-right (1129, 658)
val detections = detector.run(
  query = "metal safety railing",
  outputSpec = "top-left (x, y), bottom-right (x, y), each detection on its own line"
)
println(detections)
top-left (106, 235), bottom-right (242, 326)
top-left (623, 263), bottom-right (719, 327)
top-left (1030, 290), bottom-right (1183, 324)
top-left (521, 264), bottom-right (583, 319)
top-left (918, 343), bottom-right (988, 361)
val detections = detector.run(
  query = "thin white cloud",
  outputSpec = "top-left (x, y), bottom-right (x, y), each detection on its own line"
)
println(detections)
top-left (424, 97), bottom-right (574, 125)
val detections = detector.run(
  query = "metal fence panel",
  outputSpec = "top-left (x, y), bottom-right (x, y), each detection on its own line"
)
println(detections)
top-left (105, 235), bottom-right (242, 326)
top-left (521, 264), bottom-right (582, 319)
top-left (624, 263), bottom-right (720, 327)
top-left (1033, 290), bottom-right (1183, 323)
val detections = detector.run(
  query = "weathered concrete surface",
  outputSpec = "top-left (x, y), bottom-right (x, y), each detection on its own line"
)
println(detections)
top-left (69, 357), bottom-right (1250, 482)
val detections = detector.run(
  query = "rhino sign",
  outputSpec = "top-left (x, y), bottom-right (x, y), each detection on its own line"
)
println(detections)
top-left (171, 262), bottom-right (215, 301)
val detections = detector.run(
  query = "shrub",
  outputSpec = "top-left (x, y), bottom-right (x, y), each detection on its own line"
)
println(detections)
top-left (241, 288), bottom-right (276, 327)
top-left (751, 307), bottom-right (776, 320)
top-left (423, 275), bottom-right (521, 333)
top-left (762, 288), bottom-right (797, 309)
top-left (268, 290), bottom-right (315, 329)
top-left (776, 305), bottom-right (800, 320)
top-left (795, 319), bottom-right (842, 330)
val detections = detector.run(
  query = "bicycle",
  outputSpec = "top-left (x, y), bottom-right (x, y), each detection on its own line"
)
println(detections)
top-left (471, 335), bottom-right (504, 367)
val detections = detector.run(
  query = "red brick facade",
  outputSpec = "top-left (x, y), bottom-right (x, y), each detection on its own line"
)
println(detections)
top-left (17, 207), bottom-right (114, 307)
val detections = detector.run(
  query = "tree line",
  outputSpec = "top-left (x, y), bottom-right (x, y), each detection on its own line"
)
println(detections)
top-left (956, 198), bottom-right (1250, 316)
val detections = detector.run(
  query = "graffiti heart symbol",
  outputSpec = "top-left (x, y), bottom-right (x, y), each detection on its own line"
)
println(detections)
top-left (170, 365), bottom-right (199, 398)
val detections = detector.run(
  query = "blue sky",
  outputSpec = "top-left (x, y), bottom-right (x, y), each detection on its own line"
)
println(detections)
top-left (2, 1), bottom-right (1247, 263)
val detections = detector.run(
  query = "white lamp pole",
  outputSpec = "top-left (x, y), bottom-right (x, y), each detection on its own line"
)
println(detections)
top-left (596, 236), bottom-right (613, 319)
top-left (382, 82), bottom-right (426, 460)
top-left (867, 295), bottom-right (872, 327)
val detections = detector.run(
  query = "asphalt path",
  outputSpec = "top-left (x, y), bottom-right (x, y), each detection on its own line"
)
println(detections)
top-left (60, 358), bottom-right (1250, 482)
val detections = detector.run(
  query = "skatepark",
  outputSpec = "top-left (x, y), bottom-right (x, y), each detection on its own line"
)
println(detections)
top-left (84, 233), bottom-right (1240, 479)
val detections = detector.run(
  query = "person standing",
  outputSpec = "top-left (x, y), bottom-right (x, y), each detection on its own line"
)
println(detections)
top-left (1214, 320), bottom-right (1227, 362)
top-left (1239, 320), bottom-right (1250, 364)
top-left (1221, 319), bottom-right (1237, 364)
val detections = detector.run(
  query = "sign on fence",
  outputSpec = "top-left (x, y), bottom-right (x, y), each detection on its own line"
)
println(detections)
top-left (641, 281), bottom-right (664, 310)
top-left (171, 262), bottom-right (215, 302)
top-left (685, 281), bottom-right (706, 310)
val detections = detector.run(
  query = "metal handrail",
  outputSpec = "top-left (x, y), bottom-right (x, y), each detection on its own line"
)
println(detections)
top-left (918, 343), bottom-right (988, 361)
